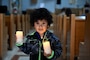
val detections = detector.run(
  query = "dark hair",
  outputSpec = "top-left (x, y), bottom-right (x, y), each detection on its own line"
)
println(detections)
top-left (85, 9), bottom-right (89, 14)
top-left (65, 8), bottom-right (72, 16)
top-left (30, 8), bottom-right (53, 26)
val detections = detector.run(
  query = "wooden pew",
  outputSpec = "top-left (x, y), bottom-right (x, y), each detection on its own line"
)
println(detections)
top-left (16, 14), bottom-right (22, 31)
top-left (14, 14), bottom-right (31, 36)
top-left (53, 15), bottom-right (58, 36)
top-left (13, 15), bottom-right (18, 31)
top-left (14, 14), bottom-right (26, 34)
top-left (53, 14), bottom-right (58, 36)
top-left (70, 14), bottom-right (76, 60)
top-left (50, 14), bottom-right (85, 60)
top-left (5, 14), bottom-right (16, 50)
top-left (21, 15), bottom-right (26, 36)
top-left (79, 14), bottom-right (90, 60)
top-left (69, 15), bottom-right (85, 60)
top-left (57, 15), bottom-right (63, 39)
top-left (62, 15), bottom-right (67, 59)
top-left (52, 15), bottom-right (71, 60)
top-left (0, 14), bottom-right (8, 60)
top-left (53, 14), bottom-right (68, 59)
top-left (25, 14), bottom-right (31, 34)
top-left (75, 17), bottom-right (85, 57)
top-left (53, 15), bottom-right (67, 59)
top-left (62, 14), bottom-right (76, 60)
top-left (60, 14), bottom-right (85, 60)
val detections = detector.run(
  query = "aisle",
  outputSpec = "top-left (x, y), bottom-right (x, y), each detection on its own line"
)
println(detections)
top-left (3, 46), bottom-right (29, 60)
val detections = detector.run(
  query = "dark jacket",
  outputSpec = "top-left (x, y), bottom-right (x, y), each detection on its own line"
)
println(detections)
top-left (17, 30), bottom-right (62, 60)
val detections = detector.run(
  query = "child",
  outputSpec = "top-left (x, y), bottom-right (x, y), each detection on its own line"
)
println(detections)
top-left (16, 8), bottom-right (62, 60)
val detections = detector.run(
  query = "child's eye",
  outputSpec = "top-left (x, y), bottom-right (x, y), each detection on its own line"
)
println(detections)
top-left (43, 23), bottom-right (45, 24)
top-left (36, 22), bottom-right (39, 24)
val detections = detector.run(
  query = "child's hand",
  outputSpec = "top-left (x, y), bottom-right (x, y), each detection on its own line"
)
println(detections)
top-left (44, 50), bottom-right (52, 57)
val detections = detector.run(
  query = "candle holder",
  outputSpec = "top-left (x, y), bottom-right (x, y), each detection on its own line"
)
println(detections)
top-left (42, 32), bottom-right (51, 54)
top-left (43, 40), bottom-right (51, 54)
top-left (16, 31), bottom-right (23, 43)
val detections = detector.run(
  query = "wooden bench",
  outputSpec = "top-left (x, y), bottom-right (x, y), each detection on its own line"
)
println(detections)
top-left (16, 14), bottom-right (22, 31)
top-left (62, 15), bottom-right (67, 59)
top-left (70, 14), bottom-right (76, 60)
top-left (65, 15), bottom-right (85, 60)
top-left (53, 14), bottom-right (63, 40)
top-left (21, 15), bottom-right (26, 36)
top-left (5, 14), bottom-right (16, 50)
top-left (14, 14), bottom-right (31, 36)
top-left (25, 14), bottom-right (30, 34)
top-left (53, 14), bottom-right (85, 60)
top-left (0, 14), bottom-right (8, 60)
top-left (79, 14), bottom-right (90, 60)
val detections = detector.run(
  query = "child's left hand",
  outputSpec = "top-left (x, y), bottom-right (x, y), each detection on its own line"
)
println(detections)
top-left (44, 50), bottom-right (52, 57)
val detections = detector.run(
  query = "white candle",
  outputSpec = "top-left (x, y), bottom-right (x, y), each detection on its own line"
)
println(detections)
top-left (16, 31), bottom-right (23, 43)
top-left (43, 41), bottom-right (51, 54)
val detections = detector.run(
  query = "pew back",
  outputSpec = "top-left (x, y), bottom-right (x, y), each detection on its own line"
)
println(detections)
top-left (0, 14), bottom-right (8, 60)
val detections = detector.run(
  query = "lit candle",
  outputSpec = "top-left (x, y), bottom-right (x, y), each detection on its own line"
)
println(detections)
top-left (43, 41), bottom-right (51, 54)
top-left (16, 31), bottom-right (23, 43)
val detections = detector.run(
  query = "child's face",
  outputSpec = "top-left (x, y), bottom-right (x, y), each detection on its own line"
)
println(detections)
top-left (34, 19), bottom-right (48, 35)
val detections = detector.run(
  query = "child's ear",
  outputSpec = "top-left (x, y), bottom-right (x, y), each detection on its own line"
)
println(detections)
top-left (47, 26), bottom-right (49, 28)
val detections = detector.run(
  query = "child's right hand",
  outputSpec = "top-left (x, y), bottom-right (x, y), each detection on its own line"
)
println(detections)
top-left (44, 50), bottom-right (52, 57)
